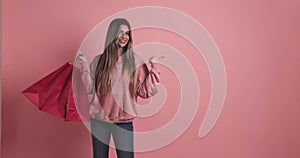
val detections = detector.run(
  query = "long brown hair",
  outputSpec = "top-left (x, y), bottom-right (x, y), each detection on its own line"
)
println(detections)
top-left (95, 18), bottom-right (136, 98)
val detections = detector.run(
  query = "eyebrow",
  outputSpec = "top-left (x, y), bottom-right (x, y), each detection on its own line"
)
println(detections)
top-left (119, 29), bottom-right (129, 32)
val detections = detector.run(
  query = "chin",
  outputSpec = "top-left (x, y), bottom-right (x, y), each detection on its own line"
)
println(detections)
top-left (119, 43), bottom-right (128, 48)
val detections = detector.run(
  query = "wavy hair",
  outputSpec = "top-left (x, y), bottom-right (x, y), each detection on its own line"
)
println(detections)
top-left (95, 18), bottom-right (136, 98)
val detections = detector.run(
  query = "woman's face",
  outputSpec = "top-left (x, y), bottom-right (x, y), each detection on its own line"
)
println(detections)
top-left (116, 25), bottom-right (130, 48)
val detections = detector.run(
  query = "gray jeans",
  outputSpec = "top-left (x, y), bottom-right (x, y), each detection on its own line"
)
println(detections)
top-left (91, 118), bottom-right (134, 158)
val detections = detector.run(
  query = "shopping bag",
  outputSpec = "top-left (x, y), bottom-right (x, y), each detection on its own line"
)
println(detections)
top-left (22, 62), bottom-right (89, 121)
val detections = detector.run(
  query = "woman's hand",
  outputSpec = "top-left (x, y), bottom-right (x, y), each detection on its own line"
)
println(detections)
top-left (76, 52), bottom-right (87, 63)
top-left (75, 52), bottom-right (89, 71)
top-left (148, 56), bottom-right (165, 64)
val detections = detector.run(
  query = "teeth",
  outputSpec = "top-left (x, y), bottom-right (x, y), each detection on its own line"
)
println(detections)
top-left (120, 40), bottom-right (127, 43)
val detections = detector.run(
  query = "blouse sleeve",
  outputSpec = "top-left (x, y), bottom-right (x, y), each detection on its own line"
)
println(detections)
top-left (135, 62), bottom-right (160, 99)
top-left (76, 55), bottom-right (99, 94)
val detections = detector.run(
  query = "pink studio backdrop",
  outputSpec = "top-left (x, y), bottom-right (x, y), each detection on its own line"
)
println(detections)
top-left (2, 0), bottom-right (300, 158)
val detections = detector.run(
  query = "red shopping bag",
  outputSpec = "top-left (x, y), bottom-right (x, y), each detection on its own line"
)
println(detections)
top-left (22, 62), bottom-right (89, 121)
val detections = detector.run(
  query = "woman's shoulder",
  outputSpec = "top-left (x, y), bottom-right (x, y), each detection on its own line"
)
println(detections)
top-left (89, 54), bottom-right (103, 70)
top-left (91, 54), bottom-right (102, 64)
top-left (93, 54), bottom-right (102, 61)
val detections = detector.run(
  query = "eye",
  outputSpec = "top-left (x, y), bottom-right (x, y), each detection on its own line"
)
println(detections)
top-left (117, 30), bottom-right (123, 35)
top-left (117, 30), bottom-right (130, 36)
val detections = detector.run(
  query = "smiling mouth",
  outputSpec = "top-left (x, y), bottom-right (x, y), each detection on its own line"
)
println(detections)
top-left (119, 39), bottom-right (128, 45)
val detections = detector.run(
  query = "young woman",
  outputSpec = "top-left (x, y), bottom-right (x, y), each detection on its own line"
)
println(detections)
top-left (76, 18), bottom-right (163, 158)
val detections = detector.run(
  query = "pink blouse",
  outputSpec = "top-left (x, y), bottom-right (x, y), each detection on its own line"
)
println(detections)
top-left (78, 53), bottom-right (160, 123)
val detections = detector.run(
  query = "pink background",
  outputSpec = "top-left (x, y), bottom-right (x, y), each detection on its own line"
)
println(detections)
top-left (2, 0), bottom-right (300, 158)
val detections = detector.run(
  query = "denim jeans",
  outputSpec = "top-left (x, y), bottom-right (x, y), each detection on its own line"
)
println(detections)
top-left (91, 118), bottom-right (134, 158)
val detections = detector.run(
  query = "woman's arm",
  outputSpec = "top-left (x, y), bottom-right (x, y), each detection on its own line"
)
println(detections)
top-left (135, 61), bottom-right (161, 99)
top-left (74, 53), bottom-right (98, 94)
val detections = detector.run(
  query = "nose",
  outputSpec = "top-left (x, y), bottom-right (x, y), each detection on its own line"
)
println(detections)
top-left (120, 31), bottom-right (128, 37)
top-left (121, 32), bottom-right (127, 37)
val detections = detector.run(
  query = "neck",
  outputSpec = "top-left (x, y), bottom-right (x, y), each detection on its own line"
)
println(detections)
top-left (117, 47), bottom-right (123, 57)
